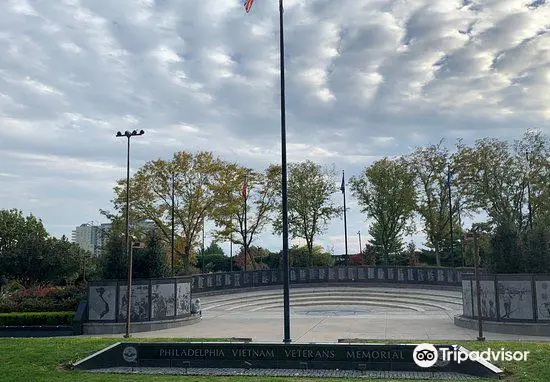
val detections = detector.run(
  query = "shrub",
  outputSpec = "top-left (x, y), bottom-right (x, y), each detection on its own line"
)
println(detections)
top-left (0, 285), bottom-right (85, 313)
top-left (0, 311), bottom-right (74, 326)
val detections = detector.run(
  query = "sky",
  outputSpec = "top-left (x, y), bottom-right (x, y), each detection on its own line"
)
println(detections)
top-left (0, 0), bottom-right (549, 255)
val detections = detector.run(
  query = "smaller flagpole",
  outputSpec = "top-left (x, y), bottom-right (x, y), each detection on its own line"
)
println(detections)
top-left (342, 170), bottom-right (348, 266)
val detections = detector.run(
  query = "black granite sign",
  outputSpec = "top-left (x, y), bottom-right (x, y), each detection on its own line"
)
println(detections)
top-left (73, 342), bottom-right (501, 378)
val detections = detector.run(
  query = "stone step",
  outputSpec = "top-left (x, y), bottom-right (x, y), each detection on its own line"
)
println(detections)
top-left (202, 291), bottom-right (461, 311)
top-left (251, 300), bottom-right (426, 312)
top-left (201, 288), bottom-right (462, 307)
top-left (214, 295), bottom-right (457, 312)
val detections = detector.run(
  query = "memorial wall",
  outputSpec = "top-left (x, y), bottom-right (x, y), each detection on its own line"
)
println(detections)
top-left (461, 274), bottom-right (550, 323)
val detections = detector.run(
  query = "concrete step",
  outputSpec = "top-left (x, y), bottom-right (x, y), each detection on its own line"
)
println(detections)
top-left (202, 291), bottom-right (461, 311)
top-left (200, 288), bottom-right (462, 307)
top-left (212, 295), bottom-right (457, 312)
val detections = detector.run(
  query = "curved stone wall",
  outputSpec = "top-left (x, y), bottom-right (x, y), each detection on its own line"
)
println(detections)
top-left (189, 266), bottom-right (472, 294)
top-left (455, 273), bottom-right (550, 336)
top-left (87, 277), bottom-right (193, 324)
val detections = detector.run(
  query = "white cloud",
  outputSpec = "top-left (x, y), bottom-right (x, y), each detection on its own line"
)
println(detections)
top-left (0, 0), bottom-right (548, 254)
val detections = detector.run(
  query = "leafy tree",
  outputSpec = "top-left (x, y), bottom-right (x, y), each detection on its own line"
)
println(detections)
top-left (286, 245), bottom-right (334, 267)
top-left (203, 242), bottom-right (225, 256)
top-left (203, 253), bottom-right (231, 273)
top-left (212, 166), bottom-right (279, 265)
top-left (99, 234), bottom-right (127, 280)
top-left (273, 161), bottom-right (341, 255)
top-left (350, 158), bottom-right (416, 265)
top-left (233, 246), bottom-right (271, 270)
top-left (485, 223), bottom-right (521, 273)
top-left (515, 130), bottom-right (550, 228)
top-left (407, 141), bottom-right (462, 266)
top-left (0, 209), bottom-right (86, 286)
top-left (108, 151), bottom-right (239, 270)
top-left (133, 231), bottom-right (166, 279)
top-left (455, 138), bottom-right (525, 230)
top-left (522, 225), bottom-right (550, 273)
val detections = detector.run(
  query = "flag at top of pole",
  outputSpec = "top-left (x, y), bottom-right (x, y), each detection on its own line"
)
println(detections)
top-left (244, 0), bottom-right (255, 13)
top-left (340, 171), bottom-right (345, 193)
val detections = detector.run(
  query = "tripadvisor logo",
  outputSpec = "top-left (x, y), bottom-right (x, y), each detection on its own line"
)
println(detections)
top-left (413, 343), bottom-right (439, 368)
top-left (413, 343), bottom-right (530, 368)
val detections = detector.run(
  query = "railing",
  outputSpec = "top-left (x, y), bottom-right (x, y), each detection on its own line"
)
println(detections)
top-left (189, 266), bottom-right (473, 293)
top-left (461, 273), bottom-right (550, 323)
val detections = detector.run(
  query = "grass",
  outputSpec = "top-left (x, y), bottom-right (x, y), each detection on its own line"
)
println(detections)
top-left (0, 337), bottom-right (549, 381)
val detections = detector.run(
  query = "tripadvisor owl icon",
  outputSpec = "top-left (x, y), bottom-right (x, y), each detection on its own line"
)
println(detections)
top-left (413, 343), bottom-right (438, 368)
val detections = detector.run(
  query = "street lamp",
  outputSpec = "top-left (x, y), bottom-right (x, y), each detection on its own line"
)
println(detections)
top-left (357, 231), bottom-right (362, 255)
top-left (124, 239), bottom-right (145, 338)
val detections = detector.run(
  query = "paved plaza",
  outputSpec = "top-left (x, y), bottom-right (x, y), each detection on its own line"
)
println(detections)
top-left (127, 286), bottom-right (550, 342)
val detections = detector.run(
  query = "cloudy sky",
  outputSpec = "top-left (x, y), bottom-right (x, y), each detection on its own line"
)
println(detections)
top-left (0, 0), bottom-right (549, 255)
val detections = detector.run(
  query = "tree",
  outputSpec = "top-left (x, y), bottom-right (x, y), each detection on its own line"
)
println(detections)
top-left (273, 161), bottom-right (341, 255)
top-left (350, 158), bottom-right (416, 265)
top-left (514, 130), bottom-right (550, 227)
top-left (455, 138), bottom-right (525, 230)
top-left (109, 151), bottom-right (239, 271)
top-left (133, 231), bottom-right (166, 279)
top-left (99, 233), bottom-right (127, 280)
top-left (212, 166), bottom-right (279, 263)
top-left (203, 242), bottom-right (225, 256)
top-left (0, 209), bottom-right (85, 286)
top-left (407, 141), bottom-right (462, 266)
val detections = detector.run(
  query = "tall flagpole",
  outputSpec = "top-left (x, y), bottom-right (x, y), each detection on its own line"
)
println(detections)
top-left (341, 170), bottom-right (348, 266)
top-left (279, 0), bottom-right (291, 344)
top-left (243, 172), bottom-right (248, 271)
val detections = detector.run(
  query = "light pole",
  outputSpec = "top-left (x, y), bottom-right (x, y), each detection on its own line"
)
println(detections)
top-left (358, 231), bottom-right (362, 255)
top-left (447, 162), bottom-right (454, 267)
top-left (116, 129), bottom-right (144, 337)
top-left (124, 239), bottom-right (145, 338)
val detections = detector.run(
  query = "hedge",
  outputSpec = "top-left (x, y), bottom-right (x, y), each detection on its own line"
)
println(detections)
top-left (0, 311), bottom-right (74, 326)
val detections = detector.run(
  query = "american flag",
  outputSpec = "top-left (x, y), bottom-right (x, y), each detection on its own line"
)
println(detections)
top-left (244, 0), bottom-right (254, 13)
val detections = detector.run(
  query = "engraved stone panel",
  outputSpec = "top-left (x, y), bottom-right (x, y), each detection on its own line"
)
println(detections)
top-left (252, 272), bottom-right (260, 285)
top-left (338, 268), bottom-right (346, 280)
top-left (318, 268), bottom-right (326, 281)
top-left (426, 269), bottom-right (435, 282)
top-left (417, 269), bottom-right (425, 282)
top-left (437, 269), bottom-right (445, 283)
top-left (215, 275), bottom-right (222, 287)
top-left (357, 267), bottom-right (366, 280)
top-left (262, 271), bottom-right (270, 284)
top-left (397, 268), bottom-right (405, 282)
top-left (367, 267), bottom-right (375, 280)
top-left (151, 283), bottom-right (175, 319)
top-left (472, 280), bottom-right (498, 319)
top-left (377, 268), bottom-right (385, 280)
top-left (328, 268), bottom-right (337, 280)
top-left (118, 284), bottom-right (150, 321)
top-left (234, 273), bottom-right (241, 287)
top-left (462, 280), bottom-right (473, 317)
top-left (225, 274), bottom-right (232, 287)
top-left (347, 267), bottom-right (356, 280)
top-left (206, 275), bottom-right (214, 287)
top-left (309, 268), bottom-right (319, 281)
top-left (497, 280), bottom-right (533, 320)
top-left (407, 268), bottom-right (415, 282)
top-left (197, 276), bottom-right (204, 289)
top-left (290, 269), bottom-right (297, 282)
top-left (243, 272), bottom-right (251, 285)
top-left (176, 283), bottom-right (191, 315)
top-left (536, 280), bottom-right (550, 320)
top-left (387, 268), bottom-right (394, 281)
top-left (299, 269), bottom-right (307, 282)
top-left (88, 285), bottom-right (116, 321)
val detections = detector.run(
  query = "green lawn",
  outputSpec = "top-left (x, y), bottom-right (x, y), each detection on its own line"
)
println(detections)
top-left (0, 338), bottom-right (549, 381)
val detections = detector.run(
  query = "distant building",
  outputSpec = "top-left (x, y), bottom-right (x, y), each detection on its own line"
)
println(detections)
top-left (71, 221), bottom-right (157, 257)
top-left (71, 223), bottom-right (105, 257)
